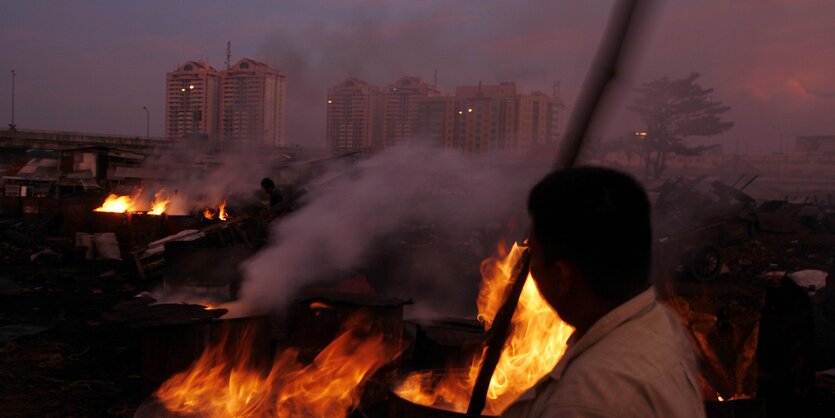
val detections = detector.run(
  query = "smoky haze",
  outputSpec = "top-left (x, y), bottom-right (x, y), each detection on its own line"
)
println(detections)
top-left (257, 1), bottom-right (607, 145)
top-left (135, 141), bottom-right (289, 215)
top-left (240, 145), bottom-right (545, 317)
top-left (2, 1), bottom-right (835, 152)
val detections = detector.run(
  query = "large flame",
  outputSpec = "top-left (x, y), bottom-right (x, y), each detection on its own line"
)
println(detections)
top-left (94, 189), bottom-right (173, 215)
top-left (155, 316), bottom-right (400, 418)
top-left (148, 190), bottom-right (170, 215)
top-left (94, 193), bottom-right (138, 213)
top-left (396, 242), bottom-right (574, 415)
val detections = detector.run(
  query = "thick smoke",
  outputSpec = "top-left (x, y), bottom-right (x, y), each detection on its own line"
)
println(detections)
top-left (241, 145), bottom-right (545, 316)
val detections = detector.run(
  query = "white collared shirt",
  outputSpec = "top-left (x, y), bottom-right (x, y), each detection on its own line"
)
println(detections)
top-left (502, 288), bottom-right (705, 418)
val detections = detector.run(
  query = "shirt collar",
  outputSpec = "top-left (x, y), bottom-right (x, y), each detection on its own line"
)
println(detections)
top-left (548, 287), bottom-right (657, 380)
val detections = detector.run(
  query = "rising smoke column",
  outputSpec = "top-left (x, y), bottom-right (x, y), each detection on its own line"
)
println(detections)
top-left (240, 145), bottom-right (543, 313)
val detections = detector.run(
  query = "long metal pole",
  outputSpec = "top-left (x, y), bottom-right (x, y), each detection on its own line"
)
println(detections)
top-left (466, 0), bottom-right (652, 415)
top-left (9, 70), bottom-right (16, 131)
top-left (143, 106), bottom-right (150, 138)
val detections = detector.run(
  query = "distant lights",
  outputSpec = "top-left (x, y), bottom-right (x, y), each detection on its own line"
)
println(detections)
top-left (467, 108), bottom-right (473, 113)
top-left (189, 85), bottom-right (195, 89)
top-left (327, 100), bottom-right (332, 104)
top-left (458, 110), bottom-right (464, 115)
top-left (181, 88), bottom-right (186, 92)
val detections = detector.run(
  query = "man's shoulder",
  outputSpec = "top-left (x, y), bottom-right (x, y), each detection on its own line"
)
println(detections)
top-left (537, 303), bottom-right (703, 417)
top-left (586, 301), bottom-right (695, 371)
top-left (547, 355), bottom-right (653, 413)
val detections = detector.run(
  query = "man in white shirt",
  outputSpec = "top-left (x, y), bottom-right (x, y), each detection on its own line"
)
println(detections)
top-left (502, 167), bottom-right (705, 418)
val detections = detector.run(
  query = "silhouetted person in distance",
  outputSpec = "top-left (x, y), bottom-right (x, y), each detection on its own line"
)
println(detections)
top-left (260, 177), bottom-right (283, 207)
top-left (502, 167), bottom-right (705, 418)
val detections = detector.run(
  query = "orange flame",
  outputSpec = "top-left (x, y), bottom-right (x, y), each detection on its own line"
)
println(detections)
top-left (218, 200), bottom-right (228, 221)
top-left (395, 242), bottom-right (574, 415)
top-left (203, 201), bottom-right (228, 221)
top-left (203, 208), bottom-right (216, 220)
top-left (310, 301), bottom-right (333, 310)
top-left (94, 193), bottom-right (138, 213)
top-left (148, 190), bottom-right (170, 215)
top-left (155, 317), bottom-right (400, 418)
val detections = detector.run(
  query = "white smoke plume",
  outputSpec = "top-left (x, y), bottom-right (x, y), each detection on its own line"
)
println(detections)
top-left (240, 145), bottom-right (545, 316)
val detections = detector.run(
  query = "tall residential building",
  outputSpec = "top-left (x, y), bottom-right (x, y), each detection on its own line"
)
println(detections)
top-left (381, 76), bottom-right (439, 147)
top-left (326, 77), bottom-right (383, 153)
top-left (165, 61), bottom-right (220, 140)
top-left (219, 58), bottom-right (287, 147)
top-left (416, 82), bottom-right (564, 155)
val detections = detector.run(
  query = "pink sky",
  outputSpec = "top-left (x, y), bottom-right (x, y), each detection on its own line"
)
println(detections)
top-left (0, 0), bottom-right (832, 153)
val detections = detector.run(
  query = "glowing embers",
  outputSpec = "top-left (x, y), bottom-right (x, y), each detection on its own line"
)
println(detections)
top-left (203, 200), bottom-right (228, 221)
top-left (395, 242), bottom-right (574, 416)
top-left (155, 315), bottom-right (402, 418)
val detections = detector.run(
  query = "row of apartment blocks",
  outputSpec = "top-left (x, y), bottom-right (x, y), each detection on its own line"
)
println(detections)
top-left (326, 77), bottom-right (565, 155)
top-left (165, 59), bottom-right (286, 146)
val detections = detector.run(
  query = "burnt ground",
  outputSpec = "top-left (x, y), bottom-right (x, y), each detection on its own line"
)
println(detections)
top-left (1, 220), bottom-right (150, 417)
top-left (1, 216), bottom-right (835, 417)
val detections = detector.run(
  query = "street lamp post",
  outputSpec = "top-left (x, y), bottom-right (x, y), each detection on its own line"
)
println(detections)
top-left (9, 70), bottom-right (16, 131)
top-left (142, 106), bottom-right (149, 138)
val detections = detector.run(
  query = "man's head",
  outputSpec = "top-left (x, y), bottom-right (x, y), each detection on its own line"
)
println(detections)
top-left (261, 177), bottom-right (276, 192)
top-left (527, 167), bottom-right (651, 327)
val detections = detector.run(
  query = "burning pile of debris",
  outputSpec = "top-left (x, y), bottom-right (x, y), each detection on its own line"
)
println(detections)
top-left (394, 242), bottom-right (573, 416)
top-left (3, 158), bottom-right (835, 418)
top-left (3, 130), bottom-right (835, 418)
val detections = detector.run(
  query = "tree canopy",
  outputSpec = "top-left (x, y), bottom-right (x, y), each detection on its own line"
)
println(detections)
top-left (629, 72), bottom-right (734, 178)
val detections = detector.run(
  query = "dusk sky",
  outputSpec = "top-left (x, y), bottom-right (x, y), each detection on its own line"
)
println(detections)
top-left (1, 0), bottom-right (833, 153)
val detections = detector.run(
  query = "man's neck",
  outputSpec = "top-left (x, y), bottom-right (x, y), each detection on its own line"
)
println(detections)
top-left (568, 298), bottom-right (623, 342)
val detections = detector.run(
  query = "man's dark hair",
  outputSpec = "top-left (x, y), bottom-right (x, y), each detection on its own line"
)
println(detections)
top-left (528, 166), bottom-right (652, 301)
top-left (261, 177), bottom-right (275, 190)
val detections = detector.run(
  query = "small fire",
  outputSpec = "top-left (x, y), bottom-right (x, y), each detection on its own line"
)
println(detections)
top-left (94, 189), bottom-right (173, 215)
top-left (155, 316), bottom-right (401, 418)
top-left (94, 193), bottom-right (139, 213)
top-left (310, 301), bottom-right (333, 310)
top-left (218, 200), bottom-right (229, 221)
top-left (148, 190), bottom-right (170, 215)
top-left (717, 393), bottom-right (751, 402)
top-left (395, 242), bottom-right (574, 415)
top-left (202, 201), bottom-right (229, 221)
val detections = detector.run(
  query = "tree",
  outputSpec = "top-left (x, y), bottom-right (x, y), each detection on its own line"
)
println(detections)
top-left (629, 72), bottom-right (734, 179)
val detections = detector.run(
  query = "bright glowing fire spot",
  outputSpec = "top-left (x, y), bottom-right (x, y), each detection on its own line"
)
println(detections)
top-left (716, 393), bottom-right (750, 402)
top-left (155, 317), bottom-right (401, 418)
top-left (310, 301), bottom-right (333, 310)
top-left (218, 200), bottom-right (228, 221)
top-left (94, 193), bottom-right (138, 213)
top-left (148, 190), bottom-right (170, 215)
top-left (203, 208), bottom-right (215, 220)
top-left (395, 242), bottom-right (574, 415)
top-left (203, 201), bottom-right (228, 221)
